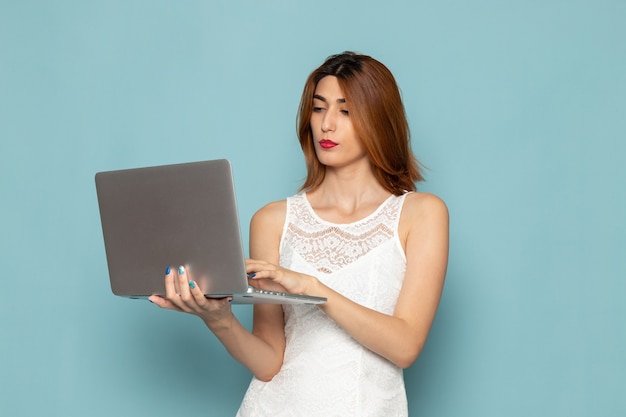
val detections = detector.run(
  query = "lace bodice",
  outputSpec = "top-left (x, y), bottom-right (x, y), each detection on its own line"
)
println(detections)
top-left (237, 193), bottom-right (409, 417)
top-left (285, 194), bottom-right (398, 274)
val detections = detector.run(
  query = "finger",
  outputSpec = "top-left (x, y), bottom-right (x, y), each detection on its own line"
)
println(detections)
top-left (164, 266), bottom-right (188, 311)
top-left (248, 269), bottom-right (279, 280)
top-left (245, 260), bottom-right (276, 276)
top-left (148, 295), bottom-right (182, 311)
top-left (244, 259), bottom-right (257, 275)
top-left (164, 266), bottom-right (179, 299)
top-left (188, 279), bottom-right (209, 307)
top-left (245, 258), bottom-right (271, 268)
top-left (189, 280), bottom-right (234, 310)
top-left (177, 265), bottom-right (195, 306)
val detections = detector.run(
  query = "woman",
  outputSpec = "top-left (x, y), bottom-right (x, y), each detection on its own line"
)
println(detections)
top-left (150, 51), bottom-right (449, 416)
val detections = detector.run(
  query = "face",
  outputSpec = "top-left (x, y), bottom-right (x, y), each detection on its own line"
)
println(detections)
top-left (310, 76), bottom-right (367, 169)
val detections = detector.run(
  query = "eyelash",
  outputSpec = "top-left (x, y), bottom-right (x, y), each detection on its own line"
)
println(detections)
top-left (312, 107), bottom-right (350, 116)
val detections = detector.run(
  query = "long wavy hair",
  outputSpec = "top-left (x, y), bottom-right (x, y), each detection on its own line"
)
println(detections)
top-left (297, 52), bottom-right (423, 195)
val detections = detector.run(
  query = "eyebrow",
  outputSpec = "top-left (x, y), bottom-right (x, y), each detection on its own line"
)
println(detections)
top-left (313, 94), bottom-right (346, 104)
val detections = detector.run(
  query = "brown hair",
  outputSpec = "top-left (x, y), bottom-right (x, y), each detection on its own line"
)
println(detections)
top-left (297, 51), bottom-right (424, 195)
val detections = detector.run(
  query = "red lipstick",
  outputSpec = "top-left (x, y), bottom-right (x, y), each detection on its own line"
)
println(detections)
top-left (319, 139), bottom-right (338, 149)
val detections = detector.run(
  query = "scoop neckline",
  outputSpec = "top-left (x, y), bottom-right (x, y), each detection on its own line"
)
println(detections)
top-left (301, 192), bottom-right (396, 226)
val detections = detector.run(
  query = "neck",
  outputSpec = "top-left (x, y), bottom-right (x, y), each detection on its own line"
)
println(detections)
top-left (307, 165), bottom-right (391, 212)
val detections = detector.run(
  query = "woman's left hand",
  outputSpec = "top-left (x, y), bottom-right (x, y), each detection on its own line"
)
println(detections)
top-left (245, 259), bottom-right (316, 295)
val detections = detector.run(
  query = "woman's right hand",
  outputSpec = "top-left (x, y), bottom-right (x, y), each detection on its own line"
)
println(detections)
top-left (148, 265), bottom-right (234, 330)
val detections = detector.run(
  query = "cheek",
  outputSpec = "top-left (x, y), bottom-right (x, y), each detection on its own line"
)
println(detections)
top-left (310, 112), bottom-right (320, 125)
top-left (309, 118), bottom-right (322, 139)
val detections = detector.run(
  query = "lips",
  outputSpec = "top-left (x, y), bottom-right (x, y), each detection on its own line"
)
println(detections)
top-left (319, 139), bottom-right (338, 149)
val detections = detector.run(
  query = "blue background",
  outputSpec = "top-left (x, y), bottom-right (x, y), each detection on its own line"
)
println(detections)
top-left (1, 1), bottom-right (625, 416)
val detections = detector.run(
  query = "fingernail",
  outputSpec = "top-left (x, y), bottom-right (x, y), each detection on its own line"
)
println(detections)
top-left (178, 265), bottom-right (185, 275)
top-left (248, 273), bottom-right (256, 279)
top-left (189, 280), bottom-right (196, 289)
top-left (165, 266), bottom-right (171, 275)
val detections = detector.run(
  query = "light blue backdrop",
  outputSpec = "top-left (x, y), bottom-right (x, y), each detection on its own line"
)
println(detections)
top-left (1, 1), bottom-right (624, 416)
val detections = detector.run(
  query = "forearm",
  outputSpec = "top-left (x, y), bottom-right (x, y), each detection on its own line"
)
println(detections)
top-left (204, 313), bottom-right (283, 381)
top-left (310, 280), bottom-right (424, 368)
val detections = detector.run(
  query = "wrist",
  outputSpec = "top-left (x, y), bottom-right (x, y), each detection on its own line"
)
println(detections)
top-left (202, 310), bottom-right (235, 333)
top-left (305, 275), bottom-right (323, 297)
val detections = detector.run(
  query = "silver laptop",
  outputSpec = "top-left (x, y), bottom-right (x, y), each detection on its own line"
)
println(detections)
top-left (95, 159), bottom-right (326, 305)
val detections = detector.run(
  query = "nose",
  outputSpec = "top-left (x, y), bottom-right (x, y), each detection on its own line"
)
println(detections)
top-left (321, 110), bottom-right (336, 132)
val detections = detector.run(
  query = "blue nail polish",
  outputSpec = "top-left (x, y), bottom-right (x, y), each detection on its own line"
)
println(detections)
top-left (165, 266), bottom-right (171, 275)
top-left (189, 280), bottom-right (196, 289)
top-left (178, 266), bottom-right (185, 275)
top-left (248, 273), bottom-right (256, 279)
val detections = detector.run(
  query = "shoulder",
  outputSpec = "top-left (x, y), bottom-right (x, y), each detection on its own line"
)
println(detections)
top-left (252, 199), bottom-right (287, 222)
top-left (399, 192), bottom-right (449, 244)
top-left (249, 199), bottom-right (288, 261)
top-left (250, 199), bottom-right (288, 234)
top-left (402, 192), bottom-right (448, 219)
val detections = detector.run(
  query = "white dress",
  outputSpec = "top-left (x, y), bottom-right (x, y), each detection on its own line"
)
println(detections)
top-left (237, 193), bottom-right (409, 417)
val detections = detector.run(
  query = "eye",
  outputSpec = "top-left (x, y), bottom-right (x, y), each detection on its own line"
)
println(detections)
top-left (312, 106), bottom-right (324, 113)
top-left (340, 109), bottom-right (350, 116)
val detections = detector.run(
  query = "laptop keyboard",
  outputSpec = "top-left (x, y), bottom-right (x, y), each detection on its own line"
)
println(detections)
top-left (246, 286), bottom-right (290, 297)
